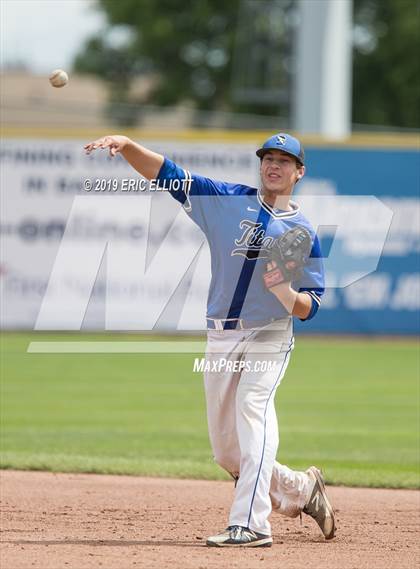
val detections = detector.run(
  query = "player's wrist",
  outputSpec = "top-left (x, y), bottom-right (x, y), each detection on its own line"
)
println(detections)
top-left (119, 136), bottom-right (133, 151)
top-left (271, 283), bottom-right (297, 313)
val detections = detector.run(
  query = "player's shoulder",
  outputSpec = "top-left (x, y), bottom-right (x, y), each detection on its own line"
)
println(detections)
top-left (226, 183), bottom-right (258, 196)
top-left (205, 180), bottom-right (257, 196)
top-left (289, 205), bottom-right (316, 234)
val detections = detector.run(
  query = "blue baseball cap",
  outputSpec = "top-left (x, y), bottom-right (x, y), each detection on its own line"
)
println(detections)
top-left (256, 133), bottom-right (305, 165)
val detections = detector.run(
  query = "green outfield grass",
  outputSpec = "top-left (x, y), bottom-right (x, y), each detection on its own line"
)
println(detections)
top-left (1, 332), bottom-right (419, 488)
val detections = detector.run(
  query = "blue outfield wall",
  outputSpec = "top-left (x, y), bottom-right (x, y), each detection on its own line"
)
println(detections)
top-left (294, 145), bottom-right (420, 335)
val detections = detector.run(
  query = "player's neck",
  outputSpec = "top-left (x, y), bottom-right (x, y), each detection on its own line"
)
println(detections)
top-left (261, 190), bottom-right (293, 212)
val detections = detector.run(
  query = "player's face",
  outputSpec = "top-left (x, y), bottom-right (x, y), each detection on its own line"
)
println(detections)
top-left (260, 150), bottom-right (304, 195)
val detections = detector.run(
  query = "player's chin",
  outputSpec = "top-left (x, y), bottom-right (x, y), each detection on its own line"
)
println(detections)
top-left (262, 178), bottom-right (279, 191)
top-left (264, 183), bottom-right (288, 195)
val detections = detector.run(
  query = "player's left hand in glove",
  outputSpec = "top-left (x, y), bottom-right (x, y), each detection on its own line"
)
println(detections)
top-left (263, 226), bottom-right (312, 289)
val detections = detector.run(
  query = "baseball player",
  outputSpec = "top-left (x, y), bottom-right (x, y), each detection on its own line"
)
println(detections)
top-left (84, 132), bottom-right (336, 547)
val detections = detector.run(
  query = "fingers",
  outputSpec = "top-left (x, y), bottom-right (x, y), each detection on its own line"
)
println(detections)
top-left (84, 137), bottom-right (118, 155)
top-left (83, 141), bottom-right (95, 154)
top-left (266, 261), bottom-right (277, 271)
top-left (84, 138), bottom-right (105, 154)
top-left (109, 144), bottom-right (120, 157)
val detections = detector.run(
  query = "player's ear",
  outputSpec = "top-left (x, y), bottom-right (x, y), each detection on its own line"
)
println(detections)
top-left (296, 165), bottom-right (305, 181)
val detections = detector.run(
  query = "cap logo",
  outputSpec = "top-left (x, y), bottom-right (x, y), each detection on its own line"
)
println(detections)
top-left (276, 135), bottom-right (286, 145)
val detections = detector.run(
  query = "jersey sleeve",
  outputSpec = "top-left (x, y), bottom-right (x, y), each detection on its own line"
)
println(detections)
top-left (156, 157), bottom-right (232, 203)
top-left (156, 157), bottom-right (233, 232)
top-left (294, 235), bottom-right (325, 321)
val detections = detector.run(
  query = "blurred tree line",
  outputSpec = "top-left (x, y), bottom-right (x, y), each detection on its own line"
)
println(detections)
top-left (353, 0), bottom-right (419, 129)
top-left (74, 0), bottom-right (419, 129)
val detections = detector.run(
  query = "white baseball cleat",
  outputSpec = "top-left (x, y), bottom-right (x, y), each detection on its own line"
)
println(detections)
top-left (206, 525), bottom-right (273, 547)
top-left (303, 466), bottom-right (336, 540)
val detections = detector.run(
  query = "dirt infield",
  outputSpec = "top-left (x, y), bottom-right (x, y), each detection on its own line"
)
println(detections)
top-left (1, 471), bottom-right (419, 569)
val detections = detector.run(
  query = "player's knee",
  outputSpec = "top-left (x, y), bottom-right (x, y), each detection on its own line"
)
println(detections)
top-left (237, 390), bottom-right (264, 420)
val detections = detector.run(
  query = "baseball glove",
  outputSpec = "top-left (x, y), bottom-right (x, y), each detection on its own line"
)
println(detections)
top-left (263, 226), bottom-right (312, 288)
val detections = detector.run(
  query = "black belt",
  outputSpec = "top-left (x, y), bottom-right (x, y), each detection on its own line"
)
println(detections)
top-left (206, 318), bottom-right (276, 331)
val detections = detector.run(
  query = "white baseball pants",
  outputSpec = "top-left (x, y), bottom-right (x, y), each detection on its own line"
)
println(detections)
top-left (204, 318), bottom-right (312, 536)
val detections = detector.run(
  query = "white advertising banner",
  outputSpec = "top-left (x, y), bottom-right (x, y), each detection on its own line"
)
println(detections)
top-left (0, 138), bottom-right (258, 329)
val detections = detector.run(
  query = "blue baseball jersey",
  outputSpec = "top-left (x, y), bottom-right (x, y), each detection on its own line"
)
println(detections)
top-left (157, 158), bottom-right (324, 322)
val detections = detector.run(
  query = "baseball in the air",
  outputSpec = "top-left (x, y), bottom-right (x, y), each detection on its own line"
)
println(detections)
top-left (49, 69), bottom-right (69, 88)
